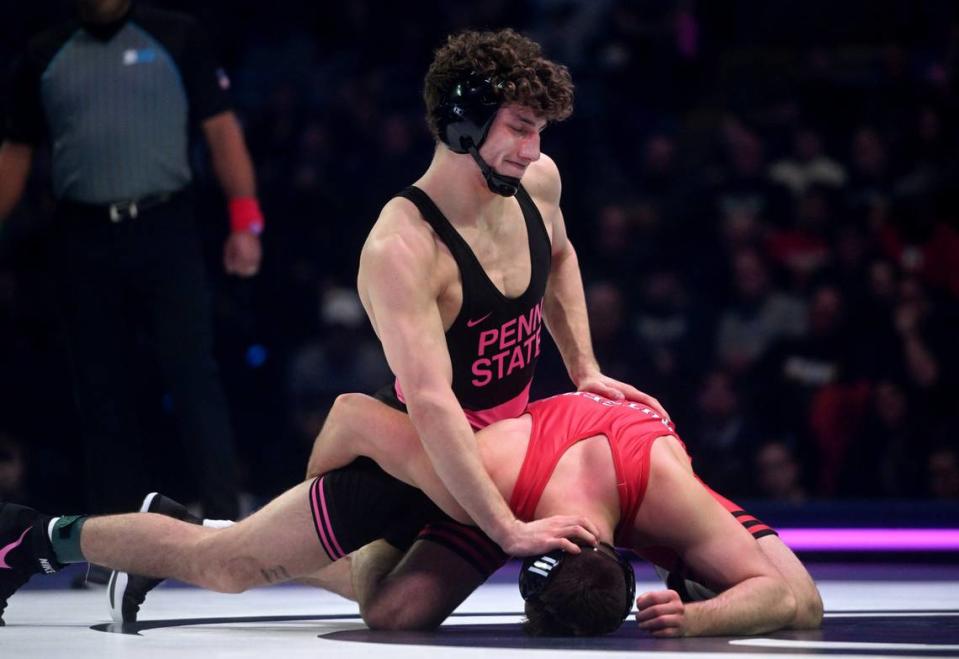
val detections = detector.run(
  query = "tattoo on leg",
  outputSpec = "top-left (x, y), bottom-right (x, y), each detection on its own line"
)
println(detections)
top-left (260, 565), bottom-right (291, 584)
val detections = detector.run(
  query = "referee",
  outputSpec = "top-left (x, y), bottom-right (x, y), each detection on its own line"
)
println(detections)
top-left (0, 0), bottom-right (262, 519)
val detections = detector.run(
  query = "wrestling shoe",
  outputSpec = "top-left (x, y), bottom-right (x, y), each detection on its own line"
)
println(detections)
top-left (0, 503), bottom-right (60, 625)
top-left (654, 565), bottom-right (716, 602)
top-left (107, 492), bottom-right (200, 623)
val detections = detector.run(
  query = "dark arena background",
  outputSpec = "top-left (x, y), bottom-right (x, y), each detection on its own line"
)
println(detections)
top-left (1, 1), bottom-right (957, 657)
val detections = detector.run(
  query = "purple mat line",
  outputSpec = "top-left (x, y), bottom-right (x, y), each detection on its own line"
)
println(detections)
top-left (778, 528), bottom-right (959, 551)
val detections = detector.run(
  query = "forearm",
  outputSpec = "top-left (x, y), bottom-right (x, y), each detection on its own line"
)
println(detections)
top-left (543, 246), bottom-right (599, 384)
top-left (203, 112), bottom-right (256, 200)
top-left (407, 392), bottom-right (515, 542)
top-left (683, 575), bottom-right (797, 636)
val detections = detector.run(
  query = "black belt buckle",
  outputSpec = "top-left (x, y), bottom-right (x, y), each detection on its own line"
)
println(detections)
top-left (108, 200), bottom-right (139, 223)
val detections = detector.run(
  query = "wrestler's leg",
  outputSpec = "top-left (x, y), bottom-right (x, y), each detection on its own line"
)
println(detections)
top-left (356, 538), bottom-right (492, 631)
top-left (297, 555), bottom-right (355, 599)
top-left (83, 480), bottom-right (328, 593)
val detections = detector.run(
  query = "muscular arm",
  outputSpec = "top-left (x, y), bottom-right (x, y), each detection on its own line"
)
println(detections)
top-left (358, 210), bottom-right (596, 555)
top-left (0, 141), bottom-right (33, 223)
top-left (634, 438), bottom-right (798, 637)
top-left (361, 219), bottom-right (511, 538)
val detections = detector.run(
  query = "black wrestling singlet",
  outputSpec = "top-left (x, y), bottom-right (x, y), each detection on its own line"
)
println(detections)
top-left (392, 185), bottom-right (552, 427)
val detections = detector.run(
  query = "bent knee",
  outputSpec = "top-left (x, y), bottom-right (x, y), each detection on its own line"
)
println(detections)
top-left (360, 580), bottom-right (450, 631)
top-left (362, 597), bottom-right (445, 631)
top-left (193, 539), bottom-right (262, 594)
top-left (793, 589), bottom-right (824, 629)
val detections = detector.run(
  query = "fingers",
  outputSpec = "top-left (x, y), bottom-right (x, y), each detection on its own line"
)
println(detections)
top-left (591, 380), bottom-right (625, 401)
top-left (580, 517), bottom-right (602, 543)
top-left (564, 524), bottom-right (597, 548)
top-left (635, 590), bottom-right (679, 614)
top-left (640, 395), bottom-right (669, 420)
top-left (224, 252), bottom-right (260, 277)
top-left (511, 515), bottom-right (602, 555)
top-left (557, 537), bottom-right (581, 554)
top-left (579, 378), bottom-right (671, 419)
top-left (635, 590), bottom-right (685, 635)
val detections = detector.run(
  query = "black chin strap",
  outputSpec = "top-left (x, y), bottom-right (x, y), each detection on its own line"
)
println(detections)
top-left (467, 145), bottom-right (520, 197)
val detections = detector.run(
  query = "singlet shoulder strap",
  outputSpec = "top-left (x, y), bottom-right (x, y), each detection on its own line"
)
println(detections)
top-left (513, 184), bottom-right (551, 252)
top-left (394, 186), bottom-right (475, 259)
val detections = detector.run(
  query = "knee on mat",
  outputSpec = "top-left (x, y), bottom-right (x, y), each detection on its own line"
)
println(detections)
top-left (794, 588), bottom-right (824, 629)
top-left (361, 589), bottom-right (446, 631)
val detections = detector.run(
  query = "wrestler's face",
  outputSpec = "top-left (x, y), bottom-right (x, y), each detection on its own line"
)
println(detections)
top-left (77, 0), bottom-right (129, 22)
top-left (479, 105), bottom-right (545, 179)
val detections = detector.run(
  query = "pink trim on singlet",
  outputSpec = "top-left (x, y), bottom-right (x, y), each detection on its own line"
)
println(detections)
top-left (507, 393), bottom-right (679, 546)
top-left (394, 380), bottom-right (531, 430)
top-left (312, 476), bottom-right (346, 559)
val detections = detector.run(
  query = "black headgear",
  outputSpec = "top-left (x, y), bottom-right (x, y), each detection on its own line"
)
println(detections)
top-left (519, 543), bottom-right (636, 622)
top-left (435, 73), bottom-right (521, 197)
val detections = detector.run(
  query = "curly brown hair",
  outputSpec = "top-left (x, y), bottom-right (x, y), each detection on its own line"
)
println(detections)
top-left (423, 29), bottom-right (574, 141)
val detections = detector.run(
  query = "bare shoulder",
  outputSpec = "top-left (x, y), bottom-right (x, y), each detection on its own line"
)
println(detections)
top-left (361, 196), bottom-right (439, 274)
top-left (522, 153), bottom-right (562, 207)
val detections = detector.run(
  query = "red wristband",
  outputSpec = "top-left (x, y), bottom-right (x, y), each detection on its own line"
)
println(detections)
top-left (228, 197), bottom-right (264, 235)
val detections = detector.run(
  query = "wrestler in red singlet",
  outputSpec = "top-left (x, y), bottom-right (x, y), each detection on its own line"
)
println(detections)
top-left (510, 392), bottom-right (776, 572)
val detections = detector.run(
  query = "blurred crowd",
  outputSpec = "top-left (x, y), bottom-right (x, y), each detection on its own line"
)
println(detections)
top-left (1, 0), bottom-right (957, 509)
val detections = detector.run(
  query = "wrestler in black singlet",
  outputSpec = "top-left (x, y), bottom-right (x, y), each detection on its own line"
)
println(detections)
top-left (316, 183), bottom-right (553, 576)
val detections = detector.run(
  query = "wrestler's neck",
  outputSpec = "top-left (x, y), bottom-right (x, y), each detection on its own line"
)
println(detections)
top-left (416, 146), bottom-right (515, 227)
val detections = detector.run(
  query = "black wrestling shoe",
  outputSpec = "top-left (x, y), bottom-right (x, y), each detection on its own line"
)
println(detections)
top-left (107, 492), bottom-right (200, 623)
top-left (654, 565), bottom-right (716, 602)
top-left (0, 503), bottom-right (60, 625)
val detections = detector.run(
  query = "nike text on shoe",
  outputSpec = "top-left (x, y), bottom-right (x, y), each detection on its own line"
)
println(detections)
top-left (108, 493), bottom-right (200, 623)
top-left (0, 503), bottom-right (59, 625)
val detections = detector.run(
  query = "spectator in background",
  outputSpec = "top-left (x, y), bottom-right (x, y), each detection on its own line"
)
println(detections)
top-left (584, 281), bottom-right (641, 387)
top-left (754, 440), bottom-right (808, 503)
top-left (0, 0), bottom-right (263, 518)
top-left (846, 126), bottom-right (893, 212)
top-left (688, 369), bottom-right (756, 497)
top-left (584, 202), bottom-right (641, 282)
top-left (927, 446), bottom-right (959, 499)
top-left (715, 247), bottom-right (806, 374)
top-left (768, 126), bottom-right (847, 198)
top-left (765, 184), bottom-right (836, 292)
top-left (888, 277), bottom-right (959, 415)
top-left (633, 265), bottom-right (711, 418)
top-left (287, 285), bottom-right (390, 446)
top-left (755, 284), bottom-right (865, 467)
top-left (711, 118), bottom-right (789, 230)
top-left (843, 379), bottom-right (927, 498)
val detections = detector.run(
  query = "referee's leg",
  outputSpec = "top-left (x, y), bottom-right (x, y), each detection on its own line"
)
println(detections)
top-left (146, 203), bottom-right (239, 519)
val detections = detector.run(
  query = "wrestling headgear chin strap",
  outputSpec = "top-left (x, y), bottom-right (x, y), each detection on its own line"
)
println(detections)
top-left (435, 74), bottom-right (521, 197)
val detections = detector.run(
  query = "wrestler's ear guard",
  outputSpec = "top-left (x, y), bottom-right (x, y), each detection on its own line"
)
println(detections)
top-left (434, 73), bottom-right (520, 197)
top-left (435, 73), bottom-right (501, 154)
top-left (519, 543), bottom-right (637, 621)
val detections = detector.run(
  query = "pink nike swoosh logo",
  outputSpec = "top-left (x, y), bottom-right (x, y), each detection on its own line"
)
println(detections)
top-left (466, 312), bottom-right (493, 328)
top-left (0, 526), bottom-right (31, 570)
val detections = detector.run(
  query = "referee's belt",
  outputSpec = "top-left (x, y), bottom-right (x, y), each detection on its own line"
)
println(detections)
top-left (60, 190), bottom-right (181, 223)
